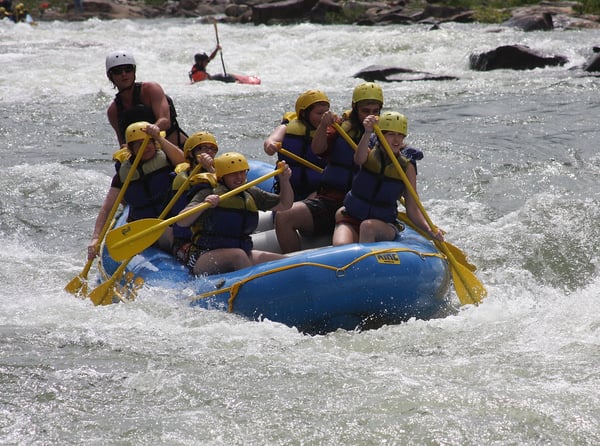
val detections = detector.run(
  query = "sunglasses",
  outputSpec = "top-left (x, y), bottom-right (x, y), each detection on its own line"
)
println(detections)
top-left (110, 65), bottom-right (135, 75)
top-left (192, 145), bottom-right (218, 156)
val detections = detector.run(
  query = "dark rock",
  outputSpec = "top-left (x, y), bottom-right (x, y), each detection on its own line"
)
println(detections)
top-left (583, 52), bottom-right (600, 72)
top-left (469, 44), bottom-right (568, 71)
top-left (354, 64), bottom-right (458, 82)
top-left (502, 12), bottom-right (554, 31)
top-left (308, 0), bottom-right (343, 24)
top-left (251, 0), bottom-right (319, 25)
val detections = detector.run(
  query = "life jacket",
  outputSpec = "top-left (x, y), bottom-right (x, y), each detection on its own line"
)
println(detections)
top-left (170, 166), bottom-right (217, 241)
top-left (189, 65), bottom-right (209, 83)
top-left (318, 120), bottom-right (361, 196)
top-left (118, 150), bottom-right (174, 221)
top-left (343, 146), bottom-right (410, 224)
top-left (115, 82), bottom-right (185, 147)
top-left (278, 119), bottom-right (326, 200)
top-left (191, 184), bottom-right (258, 254)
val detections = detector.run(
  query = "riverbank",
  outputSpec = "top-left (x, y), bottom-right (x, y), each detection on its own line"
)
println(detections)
top-left (28, 0), bottom-right (600, 29)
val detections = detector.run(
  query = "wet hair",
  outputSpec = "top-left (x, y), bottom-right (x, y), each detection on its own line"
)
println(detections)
top-left (194, 53), bottom-right (209, 63)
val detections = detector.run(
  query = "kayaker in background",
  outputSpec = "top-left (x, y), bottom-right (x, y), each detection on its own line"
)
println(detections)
top-left (105, 50), bottom-right (188, 149)
top-left (189, 45), bottom-right (235, 83)
top-left (87, 122), bottom-right (184, 260)
top-left (263, 89), bottom-right (330, 201)
top-left (177, 152), bottom-right (293, 276)
top-left (333, 112), bottom-right (444, 246)
top-left (274, 82), bottom-right (385, 253)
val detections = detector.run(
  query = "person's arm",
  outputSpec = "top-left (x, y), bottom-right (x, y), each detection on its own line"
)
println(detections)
top-left (106, 102), bottom-right (125, 146)
top-left (209, 45), bottom-right (221, 62)
top-left (87, 186), bottom-right (120, 259)
top-left (355, 115), bottom-right (377, 165)
top-left (264, 124), bottom-right (286, 156)
top-left (270, 162), bottom-right (293, 212)
top-left (142, 81), bottom-right (171, 133)
top-left (403, 164), bottom-right (444, 241)
top-left (177, 190), bottom-right (215, 227)
top-left (144, 124), bottom-right (184, 165)
top-left (311, 110), bottom-right (336, 155)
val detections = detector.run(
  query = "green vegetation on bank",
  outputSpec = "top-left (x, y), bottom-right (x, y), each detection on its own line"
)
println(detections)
top-left (15, 0), bottom-right (600, 21)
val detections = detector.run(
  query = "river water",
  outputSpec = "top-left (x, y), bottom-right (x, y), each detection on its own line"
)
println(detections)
top-left (1, 17), bottom-right (599, 445)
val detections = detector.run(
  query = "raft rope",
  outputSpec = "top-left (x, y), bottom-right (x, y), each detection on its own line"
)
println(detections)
top-left (189, 247), bottom-right (446, 312)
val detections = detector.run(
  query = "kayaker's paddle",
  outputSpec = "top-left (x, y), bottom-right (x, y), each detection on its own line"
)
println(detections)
top-left (64, 134), bottom-right (151, 297)
top-left (373, 124), bottom-right (486, 305)
top-left (213, 19), bottom-right (227, 77)
top-left (89, 163), bottom-right (205, 306)
top-left (105, 164), bottom-right (285, 262)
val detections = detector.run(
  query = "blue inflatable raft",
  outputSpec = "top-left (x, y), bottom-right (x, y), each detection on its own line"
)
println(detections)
top-left (98, 161), bottom-right (453, 334)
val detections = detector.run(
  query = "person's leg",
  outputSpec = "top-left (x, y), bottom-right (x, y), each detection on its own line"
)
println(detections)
top-left (250, 250), bottom-right (286, 265)
top-left (274, 201), bottom-right (314, 254)
top-left (192, 248), bottom-right (251, 275)
top-left (358, 219), bottom-right (396, 243)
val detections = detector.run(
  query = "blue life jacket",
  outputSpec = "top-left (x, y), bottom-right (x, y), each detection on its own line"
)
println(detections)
top-left (344, 146), bottom-right (412, 223)
top-left (191, 185), bottom-right (259, 254)
top-left (319, 121), bottom-right (361, 195)
top-left (278, 119), bottom-right (326, 200)
top-left (118, 150), bottom-right (174, 221)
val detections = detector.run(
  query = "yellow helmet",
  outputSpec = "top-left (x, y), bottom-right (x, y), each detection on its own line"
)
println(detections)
top-left (378, 112), bottom-right (408, 136)
top-left (352, 82), bottom-right (384, 106)
top-left (125, 121), bottom-right (150, 144)
top-left (215, 152), bottom-right (249, 179)
top-left (183, 131), bottom-right (218, 159)
top-left (295, 89), bottom-right (330, 117)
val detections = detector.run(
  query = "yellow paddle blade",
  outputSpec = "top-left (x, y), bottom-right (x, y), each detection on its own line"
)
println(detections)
top-left (64, 274), bottom-right (87, 297)
top-left (88, 262), bottom-right (129, 305)
top-left (396, 212), bottom-right (476, 272)
top-left (105, 218), bottom-right (165, 262)
top-left (434, 240), bottom-right (476, 272)
top-left (441, 243), bottom-right (487, 305)
top-left (88, 279), bottom-right (116, 306)
top-left (65, 274), bottom-right (85, 295)
top-left (64, 257), bottom-right (94, 296)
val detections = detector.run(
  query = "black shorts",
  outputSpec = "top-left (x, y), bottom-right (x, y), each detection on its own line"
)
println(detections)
top-left (303, 196), bottom-right (343, 236)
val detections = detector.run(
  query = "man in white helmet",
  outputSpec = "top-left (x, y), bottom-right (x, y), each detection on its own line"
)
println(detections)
top-left (105, 50), bottom-right (187, 149)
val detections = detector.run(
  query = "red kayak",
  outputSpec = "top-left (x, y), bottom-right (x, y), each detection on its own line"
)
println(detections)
top-left (190, 72), bottom-right (261, 85)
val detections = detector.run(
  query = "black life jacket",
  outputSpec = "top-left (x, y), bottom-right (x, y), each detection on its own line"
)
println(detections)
top-left (115, 82), bottom-right (186, 148)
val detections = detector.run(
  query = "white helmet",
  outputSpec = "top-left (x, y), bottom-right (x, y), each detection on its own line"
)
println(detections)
top-left (105, 50), bottom-right (136, 74)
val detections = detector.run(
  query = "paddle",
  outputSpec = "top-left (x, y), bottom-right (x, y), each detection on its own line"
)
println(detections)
top-left (395, 211), bottom-right (476, 272)
top-left (213, 19), bottom-right (227, 77)
top-left (89, 163), bottom-right (205, 306)
top-left (373, 124), bottom-right (486, 305)
top-left (64, 134), bottom-right (151, 297)
top-left (332, 122), bottom-right (359, 151)
top-left (105, 163), bottom-right (285, 262)
top-left (277, 145), bottom-right (324, 173)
